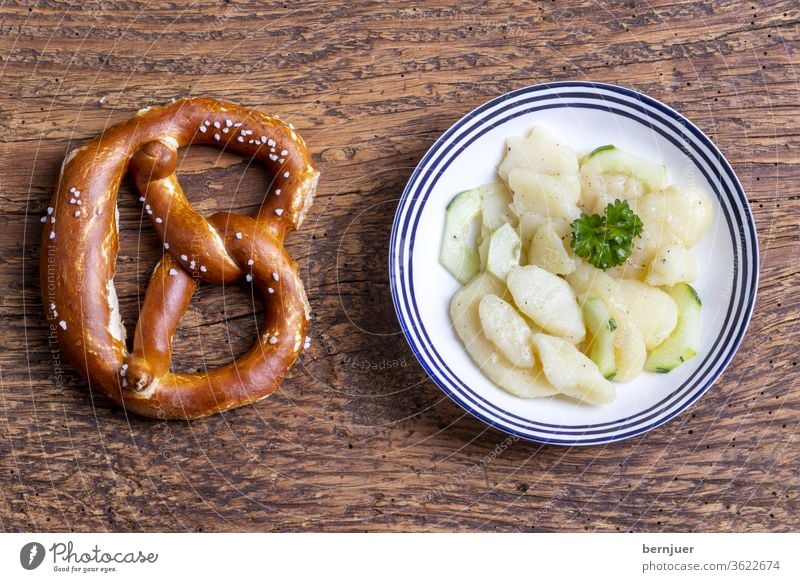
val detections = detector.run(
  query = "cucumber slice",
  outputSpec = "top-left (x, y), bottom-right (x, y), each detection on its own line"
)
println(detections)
top-left (586, 144), bottom-right (616, 158)
top-left (582, 294), bottom-right (617, 379)
top-left (440, 188), bottom-right (482, 283)
top-left (645, 283), bottom-right (702, 373)
top-left (486, 222), bottom-right (521, 282)
top-left (478, 232), bottom-right (490, 271)
top-left (582, 145), bottom-right (668, 193)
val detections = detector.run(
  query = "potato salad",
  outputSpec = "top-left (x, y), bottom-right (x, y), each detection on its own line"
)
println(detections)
top-left (440, 127), bottom-right (713, 405)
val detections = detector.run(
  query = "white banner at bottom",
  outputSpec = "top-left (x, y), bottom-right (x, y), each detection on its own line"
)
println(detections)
top-left (1, 533), bottom-right (797, 581)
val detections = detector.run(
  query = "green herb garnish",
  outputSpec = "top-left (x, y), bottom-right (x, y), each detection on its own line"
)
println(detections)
top-left (569, 199), bottom-right (644, 270)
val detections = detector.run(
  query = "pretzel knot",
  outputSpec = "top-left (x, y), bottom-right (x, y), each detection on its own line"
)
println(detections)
top-left (41, 98), bottom-right (319, 419)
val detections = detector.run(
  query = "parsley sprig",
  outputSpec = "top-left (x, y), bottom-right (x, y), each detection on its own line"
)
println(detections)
top-left (569, 200), bottom-right (644, 270)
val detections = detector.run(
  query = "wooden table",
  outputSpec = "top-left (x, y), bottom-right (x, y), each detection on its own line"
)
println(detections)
top-left (1, 0), bottom-right (798, 533)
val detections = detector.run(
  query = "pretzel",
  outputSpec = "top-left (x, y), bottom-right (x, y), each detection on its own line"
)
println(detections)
top-left (40, 98), bottom-right (319, 419)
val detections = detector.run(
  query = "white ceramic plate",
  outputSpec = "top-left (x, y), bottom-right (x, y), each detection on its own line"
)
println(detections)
top-left (390, 82), bottom-right (759, 445)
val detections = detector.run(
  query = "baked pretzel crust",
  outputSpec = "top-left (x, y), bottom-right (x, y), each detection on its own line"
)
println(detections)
top-left (41, 98), bottom-right (319, 419)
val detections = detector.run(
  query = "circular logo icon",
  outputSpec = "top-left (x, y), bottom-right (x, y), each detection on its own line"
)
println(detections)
top-left (20, 542), bottom-right (46, 570)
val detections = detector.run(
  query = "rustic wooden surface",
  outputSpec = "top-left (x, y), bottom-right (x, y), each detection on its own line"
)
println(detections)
top-left (0, 0), bottom-right (798, 533)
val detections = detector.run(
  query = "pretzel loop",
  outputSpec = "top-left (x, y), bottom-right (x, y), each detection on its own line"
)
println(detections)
top-left (41, 98), bottom-right (319, 419)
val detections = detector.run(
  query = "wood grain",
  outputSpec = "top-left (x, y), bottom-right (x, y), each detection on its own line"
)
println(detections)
top-left (1, 0), bottom-right (798, 532)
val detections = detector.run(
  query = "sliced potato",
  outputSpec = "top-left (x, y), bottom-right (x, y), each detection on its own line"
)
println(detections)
top-left (518, 211), bottom-right (549, 243)
top-left (638, 186), bottom-right (713, 247)
top-left (680, 186), bottom-right (714, 245)
top-left (604, 239), bottom-right (651, 280)
top-left (497, 127), bottom-right (579, 181)
top-left (617, 217), bottom-right (674, 281)
top-left (479, 294), bottom-right (535, 368)
top-left (507, 168), bottom-right (580, 221)
top-left (644, 243), bottom-right (698, 287)
top-left (617, 279), bottom-right (678, 350)
top-left (450, 274), bottom-right (556, 398)
top-left (560, 173), bottom-right (582, 203)
top-left (580, 169), bottom-right (646, 215)
top-left (613, 317), bottom-right (647, 381)
top-left (480, 182), bottom-right (517, 231)
top-left (579, 174), bottom-right (644, 214)
top-left (507, 265), bottom-right (585, 343)
top-left (532, 333), bottom-right (615, 405)
top-left (578, 165), bottom-right (603, 206)
top-left (528, 219), bottom-right (576, 275)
